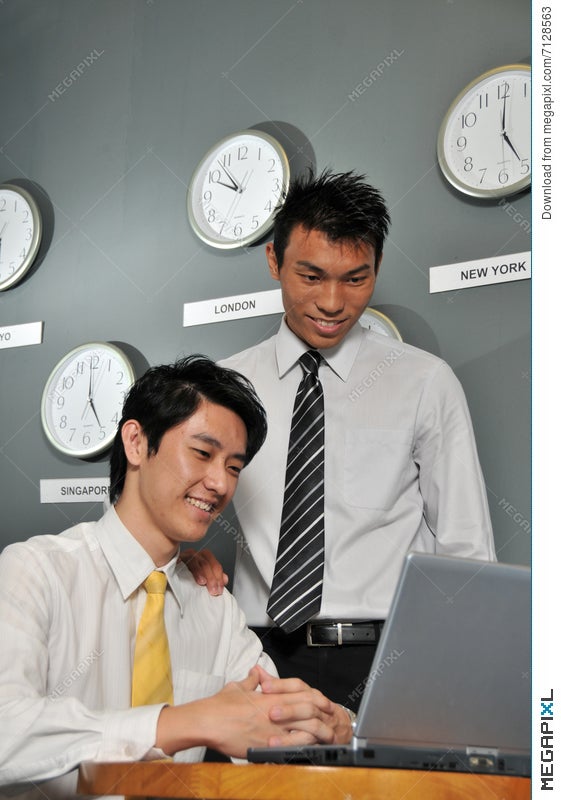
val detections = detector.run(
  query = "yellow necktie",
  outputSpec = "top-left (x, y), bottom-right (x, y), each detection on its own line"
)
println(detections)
top-left (131, 571), bottom-right (174, 707)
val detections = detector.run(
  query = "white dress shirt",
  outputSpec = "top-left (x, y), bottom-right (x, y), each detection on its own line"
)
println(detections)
top-left (0, 506), bottom-right (275, 798)
top-left (222, 319), bottom-right (496, 626)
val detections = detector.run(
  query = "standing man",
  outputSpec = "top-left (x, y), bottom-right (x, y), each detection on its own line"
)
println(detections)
top-left (0, 356), bottom-right (351, 798)
top-left (193, 170), bottom-right (496, 712)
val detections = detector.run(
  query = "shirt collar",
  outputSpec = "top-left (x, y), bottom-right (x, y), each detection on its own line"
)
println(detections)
top-left (275, 316), bottom-right (363, 382)
top-left (94, 505), bottom-right (185, 615)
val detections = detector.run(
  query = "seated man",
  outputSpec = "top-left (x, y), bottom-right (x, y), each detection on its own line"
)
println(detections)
top-left (0, 356), bottom-right (351, 798)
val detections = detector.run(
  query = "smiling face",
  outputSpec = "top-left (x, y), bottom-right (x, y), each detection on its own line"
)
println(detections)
top-left (116, 399), bottom-right (247, 565)
top-left (267, 225), bottom-right (377, 350)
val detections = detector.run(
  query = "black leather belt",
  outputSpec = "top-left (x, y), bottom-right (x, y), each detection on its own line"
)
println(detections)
top-left (306, 620), bottom-right (383, 647)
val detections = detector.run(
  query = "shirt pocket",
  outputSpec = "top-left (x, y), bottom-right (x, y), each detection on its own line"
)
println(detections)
top-left (343, 429), bottom-right (412, 510)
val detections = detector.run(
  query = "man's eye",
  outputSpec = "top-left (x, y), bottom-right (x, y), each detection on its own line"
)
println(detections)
top-left (194, 448), bottom-right (210, 458)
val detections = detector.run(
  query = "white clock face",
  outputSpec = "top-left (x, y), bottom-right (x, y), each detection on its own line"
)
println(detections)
top-left (41, 343), bottom-right (135, 458)
top-left (0, 184), bottom-right (42, 290)
top-left (187, 130), bottom-right (290, 249)
top-left (359, 307), bottom-right (402, 340)
top-left (437, 65), bottom-right (531, 198)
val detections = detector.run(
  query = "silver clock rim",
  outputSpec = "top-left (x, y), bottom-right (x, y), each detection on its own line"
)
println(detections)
top-left (187, 129), bottom-right (290, 249)
top-left (436, 64), bottom-right (531, 199)
top-left (40, 341), bottom-right (136, 458)
top-left (0, 182), bottom-right (43, 291)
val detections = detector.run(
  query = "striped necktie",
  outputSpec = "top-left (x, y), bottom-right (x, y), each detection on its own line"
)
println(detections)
top-left (131, 571), bottom-right (174, 707)
top-left (267, 350), bottom-right (325, 633)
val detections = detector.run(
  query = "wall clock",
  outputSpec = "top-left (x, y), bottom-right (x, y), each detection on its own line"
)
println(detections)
top-left (0, 182), bottom-right (43, 290)
top-left (359, 307), bottom-right (402, 340)
top-left (437, 64), bottom-right (531, 198)
top-left (187, 129), bottom-right (290, 249)
top-left (41, 342), bottom-right (136, 458)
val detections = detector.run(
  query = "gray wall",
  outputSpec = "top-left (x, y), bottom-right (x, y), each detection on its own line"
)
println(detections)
top-left (0, 0), bottom-right (531, 576)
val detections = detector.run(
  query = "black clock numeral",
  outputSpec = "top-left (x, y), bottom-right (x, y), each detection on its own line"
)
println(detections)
top-left (463, 157), bottom-right (473, 172)
top-left (461, 112), bottom-right (477, 128)
top-left (208, 169), bottom-right (221, 184)
top-left (267, 158), bottom-right (276, 173)
top-left (478, 92), bottom-right (489, 109)
top-left (520, 159), bottom-right (530, 175)
top-left (497, 81), bottom-right (510, 100)
top-left (498, 169), bottom-right (509, 185)
top-left (478, 168), bottom-right (487, 184)
top-left (237, 146), bottom-right (248, 161)
top-left (456, 136), bottom-right (467, 151)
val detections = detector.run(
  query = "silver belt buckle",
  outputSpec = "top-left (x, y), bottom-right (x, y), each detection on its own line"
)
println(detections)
top-left (306, 623), bottom-right (324, 646)
top-left (306, 622), bottom-right (351, 646)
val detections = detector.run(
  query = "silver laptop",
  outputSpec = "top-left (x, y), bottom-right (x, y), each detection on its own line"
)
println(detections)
top-left (248, 552), bottom-right (530, 776)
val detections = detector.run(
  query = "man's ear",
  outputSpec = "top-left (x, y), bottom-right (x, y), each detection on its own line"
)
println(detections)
top-left (266, 242), bottom-right (280, 281)
top-left (120, 419), bottom-right (146, 467)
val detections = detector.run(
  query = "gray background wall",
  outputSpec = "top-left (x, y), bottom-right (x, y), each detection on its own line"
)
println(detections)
top-left (0, 0), bottom-right (531, 577)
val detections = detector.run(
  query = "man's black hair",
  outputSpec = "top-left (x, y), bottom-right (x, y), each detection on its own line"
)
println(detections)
top-left (109, 355), bottom-right (267, 504)
top-left (272, 169), bottom-right (391, 272)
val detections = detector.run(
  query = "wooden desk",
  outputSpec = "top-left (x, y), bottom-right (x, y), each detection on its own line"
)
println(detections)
top-left (78, 760), bottom-right (531, 799)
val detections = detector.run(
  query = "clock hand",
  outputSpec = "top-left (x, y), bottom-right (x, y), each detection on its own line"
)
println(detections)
top-left (502, 131), bottom-right (521, 161)
top-left (88, 358), bottom-right (106, 428)
top-left (81, 360), bottom-right (95, 420)
top-left (219, 160), bottom-right (244, 193)
top-left (501, 94), bottom-right (506, 133)
top-left (89, 398), bottom-right (103, 428)
top-left (214, 179), bottom-right (239, 192)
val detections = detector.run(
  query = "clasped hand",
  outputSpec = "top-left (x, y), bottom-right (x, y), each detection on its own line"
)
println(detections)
top-left (157, 665), bottom-right (352, 758)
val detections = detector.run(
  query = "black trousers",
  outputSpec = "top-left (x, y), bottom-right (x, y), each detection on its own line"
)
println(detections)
top-left (251, 625), bottom-right (379, 713)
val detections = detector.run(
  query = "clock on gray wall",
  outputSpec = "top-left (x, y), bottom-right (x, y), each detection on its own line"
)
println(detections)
top-left (41, 342), bottom-right (136, 458)
top-left (187, 129), bottom-right (290, 249)
top-left (437, 64), bottom-right (531, 199)
top-left (0, 182), bottom-right (43, 290)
